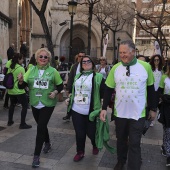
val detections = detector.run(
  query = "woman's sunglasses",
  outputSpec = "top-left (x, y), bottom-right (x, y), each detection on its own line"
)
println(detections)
top-left (39, 55), bottom-right (48, 59)
top-left (82, 60), bottom-right (92, 64)
top-left (154, 59), bottom-right (159, 62)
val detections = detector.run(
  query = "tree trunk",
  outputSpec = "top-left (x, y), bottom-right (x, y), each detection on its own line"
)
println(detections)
top-left (28, 0), bottom-right (56, 68)
top-left (39, 14), bottom-right (56, 67)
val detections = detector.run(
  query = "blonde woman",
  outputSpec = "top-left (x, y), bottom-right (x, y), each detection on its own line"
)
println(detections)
top-left (18, 48), bottom-right (63, 168)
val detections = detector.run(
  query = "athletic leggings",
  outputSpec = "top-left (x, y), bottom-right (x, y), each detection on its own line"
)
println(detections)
top-left (32, 106), bottom-right (54, 156)
top-left (8, 93), bottom-right (27, 125)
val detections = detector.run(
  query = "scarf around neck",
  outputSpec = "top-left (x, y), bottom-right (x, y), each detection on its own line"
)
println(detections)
top-left (82, 70), bottom-right (93, 75)
top-left (121, 57), bottom-right (137, 66)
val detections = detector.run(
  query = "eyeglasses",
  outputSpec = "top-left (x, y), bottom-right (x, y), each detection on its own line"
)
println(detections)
top-left (154, 59), bottom-right (159, 62)
top-left (82, 60), bottom-right (92, 64)
top-left (100, 59), bottom-right (105, 61)
top-left (126, 66), bottom-right (130, 76)
top-left (39, 55), bottom-right (48, 59)
top-left (78, 55), bottom-right (84, 58)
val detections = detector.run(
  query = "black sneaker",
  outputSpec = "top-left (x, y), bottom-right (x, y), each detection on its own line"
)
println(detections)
top-left (19, 124), bottom-right (32, 129)
top-left (114, 161), bottom-right (125, 170)
top-left (32, 155), bottom-right (40, 168)
top-left (7, 121), bottom-right (14, 126)
top-left (166, 157), bottom-right (170, 166)
top-left (62, 115), bottom-right (70, 121)
top-left (43, 143), bottom-right (52, 153)
top-left (161, 145), bottom-right (166, 157)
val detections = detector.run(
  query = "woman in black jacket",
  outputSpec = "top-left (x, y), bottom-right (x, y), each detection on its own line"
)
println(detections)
top-left (158, 58), bottom-right (170, 167)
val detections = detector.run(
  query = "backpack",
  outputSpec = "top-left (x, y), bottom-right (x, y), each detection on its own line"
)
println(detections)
top-left (3, 66), bottom-right (20, 89)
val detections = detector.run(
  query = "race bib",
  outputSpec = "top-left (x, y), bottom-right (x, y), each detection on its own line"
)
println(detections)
top-left (74, 93), bottom-right (89, 104)
top-left (33, 78), bottom-right (49, 89)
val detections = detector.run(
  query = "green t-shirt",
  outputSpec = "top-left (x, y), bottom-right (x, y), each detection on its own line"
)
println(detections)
top-left (159, 74), bottom-right (170, 95)
top-left (106, 60), bottom-right (154, 120)
top-left (6, 60), bottom-right (25, 95)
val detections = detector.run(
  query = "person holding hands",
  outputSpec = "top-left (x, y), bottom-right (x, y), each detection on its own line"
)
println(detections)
top-left (67, 55), bottom-right (105, 162)
top-left (100, 40), bottom-right (157, 170)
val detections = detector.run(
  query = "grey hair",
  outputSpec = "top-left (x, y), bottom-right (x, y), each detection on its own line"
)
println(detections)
top-left (35, 48), bottom-right (51, 62)
top-left (120, 40), bottom-right (135, 51)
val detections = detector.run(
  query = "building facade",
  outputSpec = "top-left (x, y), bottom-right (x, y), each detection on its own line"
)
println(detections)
top-left (0, 0), bottom-right (136, 66)
top-left (135, 0), bottom-right (170, 58)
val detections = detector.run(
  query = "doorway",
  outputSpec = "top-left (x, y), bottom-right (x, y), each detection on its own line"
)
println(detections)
top-left (72, 37), bottom-right (85, 57)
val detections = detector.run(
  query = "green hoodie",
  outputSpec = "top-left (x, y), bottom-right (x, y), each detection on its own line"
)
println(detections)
top-left (89, 111), bottom-right (116, 154)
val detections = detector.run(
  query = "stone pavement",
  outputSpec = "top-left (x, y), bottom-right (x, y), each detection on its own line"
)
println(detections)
top-left (0, 99), bottom-right (169, 170)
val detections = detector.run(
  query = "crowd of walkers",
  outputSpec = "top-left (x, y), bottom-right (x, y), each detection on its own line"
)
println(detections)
top-left (0, 39), bottom-right (170, 169)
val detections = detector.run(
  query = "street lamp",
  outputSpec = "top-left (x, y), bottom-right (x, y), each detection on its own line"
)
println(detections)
top-left (68, 0), bottom-right (77, 63)
top-left (117, 37), bottom-right (121, 62)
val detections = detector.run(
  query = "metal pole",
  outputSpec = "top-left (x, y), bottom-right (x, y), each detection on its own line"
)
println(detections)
top-left (69, 14), bottom-right (73, 63)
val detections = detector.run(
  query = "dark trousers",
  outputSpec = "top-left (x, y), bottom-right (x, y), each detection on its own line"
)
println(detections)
top-left (4, 91), bottom-right (9, 106)
top-left (115, 117), bottom-right (145, 170)
top-left (32, 106), bottom-right (54, 156)
top-left (71, 110), bottom-right (96, 153)
top-left (8, 93), bottom-right (27, 125)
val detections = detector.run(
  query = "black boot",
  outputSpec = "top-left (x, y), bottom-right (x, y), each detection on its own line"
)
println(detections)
top-left (63, 114), bottom-right (70, 120)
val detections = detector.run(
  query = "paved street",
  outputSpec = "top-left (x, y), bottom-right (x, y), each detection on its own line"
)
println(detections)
top-left (0, 99), bottom-right (169, 170)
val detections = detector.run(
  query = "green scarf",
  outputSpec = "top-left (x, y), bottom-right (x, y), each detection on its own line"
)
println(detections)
top-left (82, 70), bottom-right (93, 75)
top-left (121, 57), bottom-right (137, 66)
top-left (37, 63), bottom-right (50, 70)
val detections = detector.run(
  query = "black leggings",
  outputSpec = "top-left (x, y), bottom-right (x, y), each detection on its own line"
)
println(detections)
top-left (32, 106), bottom-right (54, 156)
top-left (8, 93), bottom-right (27, 125)
top-left (71, 110), bottom-right (96, 153)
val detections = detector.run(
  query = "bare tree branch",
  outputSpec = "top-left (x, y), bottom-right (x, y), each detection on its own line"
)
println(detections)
top-left (135, 0), bottom-right (170, 54)
top-left (28, 0), bottom-right (56, 67)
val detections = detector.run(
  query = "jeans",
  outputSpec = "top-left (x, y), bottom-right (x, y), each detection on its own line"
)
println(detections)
top-left (71, 110), bottom-right (96, 153)
top-left (115, 117), bottom-right (145, 170)
top-left (8, 93), bottom-right (28, 125)
top-left (32, 106), bottom-right (54, 156)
